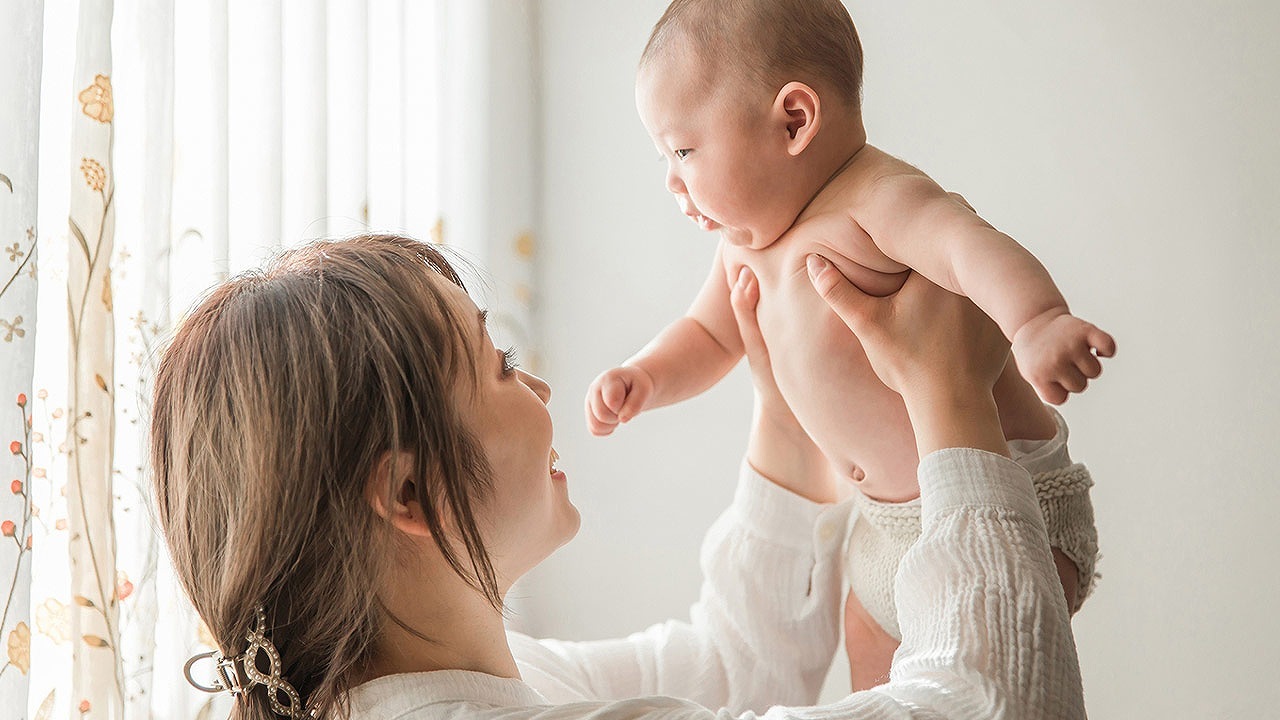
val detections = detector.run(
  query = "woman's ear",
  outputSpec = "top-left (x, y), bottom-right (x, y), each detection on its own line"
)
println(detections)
top-left (366, 450), bottom-right (433, 538)
top-left (774, 81), bottom-right (822, 156)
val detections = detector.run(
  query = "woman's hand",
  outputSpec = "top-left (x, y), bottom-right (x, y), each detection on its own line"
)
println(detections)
top-left (731, 268), bottom-right (837, 503)
top-left (806, 256), bottom-right (1010, 458)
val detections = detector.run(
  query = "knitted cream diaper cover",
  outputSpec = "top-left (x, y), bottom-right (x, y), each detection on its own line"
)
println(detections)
top-left (844, 408), bottom-right (1099, 640)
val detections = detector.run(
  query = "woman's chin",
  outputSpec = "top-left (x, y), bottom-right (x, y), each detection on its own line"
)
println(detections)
top-left (558, 503), bottom-right (582, 548)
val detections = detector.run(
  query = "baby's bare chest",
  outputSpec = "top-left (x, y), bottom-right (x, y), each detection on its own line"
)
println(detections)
top-left (722, 215), bottom-right (909, 340)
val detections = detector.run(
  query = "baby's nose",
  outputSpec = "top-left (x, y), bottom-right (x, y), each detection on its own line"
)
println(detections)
top-left (665, 168), bottom-right (686, 195)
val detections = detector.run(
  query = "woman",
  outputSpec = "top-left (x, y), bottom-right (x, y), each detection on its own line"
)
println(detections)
top-left (154, 234), bottom-right (1083, 719)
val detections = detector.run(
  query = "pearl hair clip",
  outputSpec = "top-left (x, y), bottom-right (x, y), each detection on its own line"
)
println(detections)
top-left (183, 606), bottom-right (303, 718)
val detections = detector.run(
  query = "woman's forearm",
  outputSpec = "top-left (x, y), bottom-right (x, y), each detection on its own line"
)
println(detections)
top-left (902, 384), bottom-right (1011, 460)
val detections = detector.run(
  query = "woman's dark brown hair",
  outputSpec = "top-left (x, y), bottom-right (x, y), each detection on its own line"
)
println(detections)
top-left (150, 234), bottom-right (501, 719)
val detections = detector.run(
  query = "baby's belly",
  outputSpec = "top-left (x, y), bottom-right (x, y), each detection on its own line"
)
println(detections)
top-left (737, 248), bottom-right (924, 502)
top-left (727, 242), bottom-right (1055, 502)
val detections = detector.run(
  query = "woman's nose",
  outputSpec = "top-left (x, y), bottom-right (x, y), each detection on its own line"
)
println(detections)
top-left (520, 370), bottom-right (551, 404)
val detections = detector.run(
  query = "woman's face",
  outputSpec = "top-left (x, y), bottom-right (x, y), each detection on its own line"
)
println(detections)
top-left (438, 277), bottom-right (580, 587)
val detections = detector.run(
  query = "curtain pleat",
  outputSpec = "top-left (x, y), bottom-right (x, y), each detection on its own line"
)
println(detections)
top-left (283, 0), bottom-right (330, 243)
top-left (0, 0), bottom-right (44, 710)
top-left (112, 0), bottom-right (176, 715)
top-left (327, 0), bottom-right (369, 237)
top-left (65, 0), bottom-right (123, 714)
top-left (227, 0), bottom-right (284, 271)
top-left (368, 0), bottom-right (405, 230)
top-left (401, 0), bottom-right (444, 240)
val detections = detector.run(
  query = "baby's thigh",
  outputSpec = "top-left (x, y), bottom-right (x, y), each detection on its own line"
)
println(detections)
top-left (843, 548), bottom-right (1076, 693)
top-left (1052, 547), bottom-right (1081, 614)
top-left (843, 589), bottom-right (899, 692)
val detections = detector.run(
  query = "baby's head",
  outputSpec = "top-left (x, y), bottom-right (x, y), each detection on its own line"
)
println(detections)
top-left (636, 0), bottom-right (865, 248)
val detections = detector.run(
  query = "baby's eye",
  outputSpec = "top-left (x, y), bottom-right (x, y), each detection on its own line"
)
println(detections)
top-left (674, 148), bottom-right (692, 160)
top-left (501, 346), bottom-right (519, 376)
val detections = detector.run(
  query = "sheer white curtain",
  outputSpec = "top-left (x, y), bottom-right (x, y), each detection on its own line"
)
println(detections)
top-left (0, 0), bottom-right (540, 716)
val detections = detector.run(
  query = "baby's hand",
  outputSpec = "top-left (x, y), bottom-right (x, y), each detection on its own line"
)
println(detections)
top-left (585, 365), bottom-right (655, 436)
top-left (1012, 309), bottom-right (1116, 405)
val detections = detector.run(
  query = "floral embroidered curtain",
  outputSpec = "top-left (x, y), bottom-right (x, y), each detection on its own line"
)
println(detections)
top-left (0, 1), bottom-right (540, 717)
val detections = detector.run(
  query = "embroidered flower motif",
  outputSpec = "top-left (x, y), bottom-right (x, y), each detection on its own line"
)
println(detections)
top-left (78, 74), bottom-right (113, 123)
top-left (0, 316), bottom-right (24, 342)
top-left (10, 480), bottom-right (21, 494)
top-left (514, 231), bottom-right (535, 259)
top-left (35, 598), bottom-right (69, 645)
top-left (78, 699), bottom-right (91, 714)
top-left (4, 242), bottom-right (22, 262)
top-left (7, 441), bottom-right (19, 455)
top-left (1, 520), bottom-right (13, 536)
top-left (80, 158), bottom-right (106, 192)
top-left (6, 622), bottom-right (30, 674)
top-left (116, 571), bottom-right (134, 601)
top-left (16, 393), bottom-right (26, 408)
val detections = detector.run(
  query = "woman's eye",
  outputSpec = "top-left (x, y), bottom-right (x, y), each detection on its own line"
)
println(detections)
top-left (501, 347), bottom-right (519, 376)
top-left (674, 148), bottom-right (692, 160)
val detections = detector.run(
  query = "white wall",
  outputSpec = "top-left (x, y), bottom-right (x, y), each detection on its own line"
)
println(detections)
top-left (523, 1), bottom-right (1280, 716)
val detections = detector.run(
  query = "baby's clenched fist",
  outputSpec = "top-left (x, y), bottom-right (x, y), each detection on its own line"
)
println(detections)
top-left (585, 365), bottom-right (655, 436)
top-left (1012, 310), bottom-right (1116, 405)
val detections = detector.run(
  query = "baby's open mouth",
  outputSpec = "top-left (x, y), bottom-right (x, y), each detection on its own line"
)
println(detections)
top-left (686, 212), bottom-right (718, 231)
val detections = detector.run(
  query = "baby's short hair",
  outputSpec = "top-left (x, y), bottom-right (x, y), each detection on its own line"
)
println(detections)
top-left (641, 0), bottom-right (864, 108)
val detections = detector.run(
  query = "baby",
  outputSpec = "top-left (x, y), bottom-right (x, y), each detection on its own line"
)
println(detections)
top-left (587, 0), bottom-right (1106, 691)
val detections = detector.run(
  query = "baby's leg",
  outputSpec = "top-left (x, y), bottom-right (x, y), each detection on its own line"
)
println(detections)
top-left (843, 549), bottom-right (1084, 692)
top-left (843, 588), bottom-right (897, 691)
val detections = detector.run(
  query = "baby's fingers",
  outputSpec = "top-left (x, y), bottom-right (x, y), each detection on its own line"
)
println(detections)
top-left (1075, 348), bottom-right (1103, 379)
top-left (601, 378), bottom-right (629, 414)
top-left (1057, 363), bottom-right (1089, 394)
top-left (617, 385), bottom-right (648, 424)
top-left (1089, 326), bottom-right (1117, 358)
top-left (1038, 379), bottom-right (1070, 406)
top-left (586, 388), bottom-right (619, 436)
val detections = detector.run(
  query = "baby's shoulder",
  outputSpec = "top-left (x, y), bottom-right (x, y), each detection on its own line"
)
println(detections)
top-left (840, 146), bottom-right (935, 201)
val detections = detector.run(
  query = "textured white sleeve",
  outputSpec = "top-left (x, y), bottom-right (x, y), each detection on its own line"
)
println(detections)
top-left (498, 449), bottom-right (1084, 720)
top-left (513, 461), bottom-right (849, 713)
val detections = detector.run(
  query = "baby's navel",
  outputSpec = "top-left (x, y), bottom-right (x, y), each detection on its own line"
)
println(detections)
top-left (847, 463), bottom-right (867, 483)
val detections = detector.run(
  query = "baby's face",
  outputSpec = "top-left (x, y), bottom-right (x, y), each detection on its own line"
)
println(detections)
top-left (635, 54), bottom-right (800, 249)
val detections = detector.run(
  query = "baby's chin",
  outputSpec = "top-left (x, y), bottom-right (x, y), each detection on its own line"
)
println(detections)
top-left (719, 225), bottom-right (780, 250)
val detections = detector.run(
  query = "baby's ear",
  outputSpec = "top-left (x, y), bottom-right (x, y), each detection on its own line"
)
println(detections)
top-left (775, 82), bottom-right (821, 156)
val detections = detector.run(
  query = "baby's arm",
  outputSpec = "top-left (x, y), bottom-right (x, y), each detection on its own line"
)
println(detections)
top-left (586, 242), bottom-right (744, 436)
top-left (857, 174), bottom-right (1116, 404)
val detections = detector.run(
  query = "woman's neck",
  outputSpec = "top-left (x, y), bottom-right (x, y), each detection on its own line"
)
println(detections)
top-left (362, 559), bottom-right (518, 683)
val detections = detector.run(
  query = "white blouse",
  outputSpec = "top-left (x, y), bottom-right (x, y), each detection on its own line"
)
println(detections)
top-left (348, 449), bottom-right (1085, 719)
